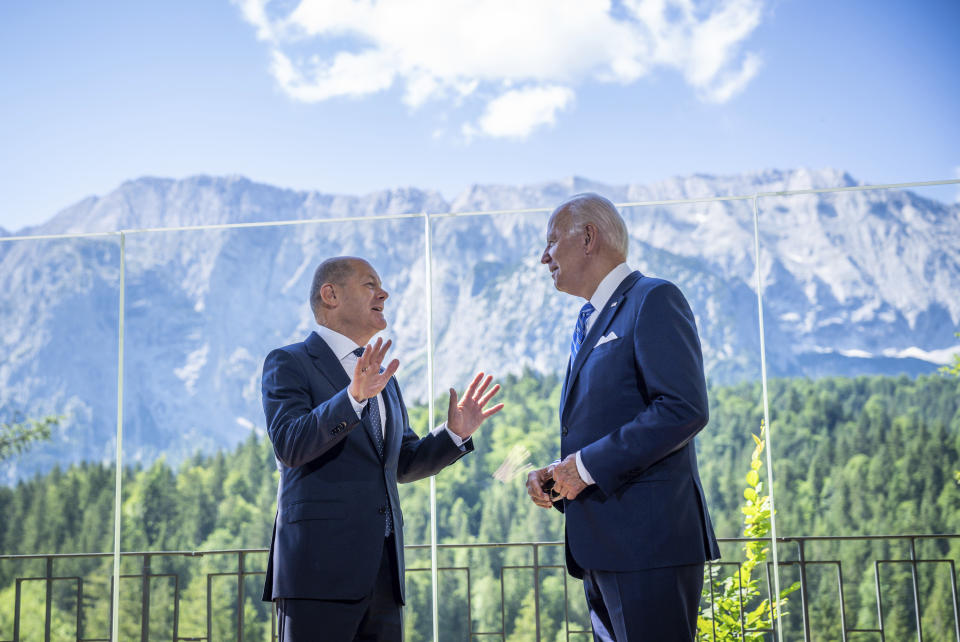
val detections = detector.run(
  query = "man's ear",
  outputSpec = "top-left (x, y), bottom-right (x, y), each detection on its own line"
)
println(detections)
top-left (319, 283), bottom-right (338, 307)
top-left (583, 223), bottom-right (598, 254)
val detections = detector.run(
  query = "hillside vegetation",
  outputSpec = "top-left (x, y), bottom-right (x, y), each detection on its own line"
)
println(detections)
top-left (1, 373), bottom-right (957, 640)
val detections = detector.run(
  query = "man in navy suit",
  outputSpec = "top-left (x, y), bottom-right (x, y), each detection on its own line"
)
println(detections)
top-left (526, 194), bottom-right (719, 641)
top-left (262, 256), bottom-right (503, 641)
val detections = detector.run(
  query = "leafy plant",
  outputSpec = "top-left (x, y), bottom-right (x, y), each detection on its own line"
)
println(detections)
top-left (940, 333), bottom-right (960, 377)
top-left (941, 333), bottom-right (960, 486)
top-left (0, 413), bottom-right (59, 463)
top-left (697, 422), bottom-right (799, 641)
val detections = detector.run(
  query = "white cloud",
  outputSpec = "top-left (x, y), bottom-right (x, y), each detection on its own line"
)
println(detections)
top-left (701, 52), bottom-right (762, 103)
top-left (270, 49), bottom-right (397, 102)
top-left (235, 0), bottom-right (766, 139)
top-left (955, 167), bottom-right (960, 203)
top-left (465, 86), bottom-right (574, 140)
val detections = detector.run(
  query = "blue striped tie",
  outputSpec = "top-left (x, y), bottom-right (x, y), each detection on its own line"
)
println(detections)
top-left (353, 347), bottom-right (392, 537)
top-left (570, 302), bottom-right (595, 361)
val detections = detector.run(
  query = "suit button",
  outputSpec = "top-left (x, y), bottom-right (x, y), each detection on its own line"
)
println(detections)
top-left (378, 506), bottom-right (387, 515)
top-left (561, 426), bottom-right (568, 436)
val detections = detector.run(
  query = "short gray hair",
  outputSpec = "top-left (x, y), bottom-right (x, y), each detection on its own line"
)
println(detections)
top-left (309, 257), bottom-right (358, 320)
top-left (557, 193), bottom-right (629, 259)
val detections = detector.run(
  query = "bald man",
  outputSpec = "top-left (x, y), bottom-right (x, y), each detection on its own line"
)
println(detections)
top-left (262, 256), bottom-right (503, 641)
top-left (526, 194), bottom-right (719, 641)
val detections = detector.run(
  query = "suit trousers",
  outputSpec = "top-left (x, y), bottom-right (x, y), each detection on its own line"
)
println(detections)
top-left (582, 563), bottom-right (703, 641)
top-left (276, 536), bottom-right (402, 642)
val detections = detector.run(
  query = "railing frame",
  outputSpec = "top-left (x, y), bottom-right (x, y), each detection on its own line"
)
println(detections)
top-left (2, 534), bottom-right (959, 641)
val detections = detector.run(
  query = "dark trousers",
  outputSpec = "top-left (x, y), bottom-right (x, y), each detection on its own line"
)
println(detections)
top-left (276, 536), bottom-right (402, 642)
top-left (583, 563), bottom-right (704, 641)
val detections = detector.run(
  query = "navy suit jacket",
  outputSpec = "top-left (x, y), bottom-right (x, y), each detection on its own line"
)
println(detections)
top-left (559, 271), bottom-right (720, 578)
top-left (260, 331), bottom-right (472, 602)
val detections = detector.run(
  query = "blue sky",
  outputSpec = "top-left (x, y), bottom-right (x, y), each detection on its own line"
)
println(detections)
top-left (1, 0), bottom-right (958, 231)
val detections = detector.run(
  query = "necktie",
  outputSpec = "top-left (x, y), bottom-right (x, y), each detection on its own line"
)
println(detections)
top-left (352, 347), bottom-right (392, 537)
top-left (570, 302), bottom-right (595, 361)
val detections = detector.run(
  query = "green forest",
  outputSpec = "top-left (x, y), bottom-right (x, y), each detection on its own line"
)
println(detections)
top-left (1, 372), bottom-right (958, 640)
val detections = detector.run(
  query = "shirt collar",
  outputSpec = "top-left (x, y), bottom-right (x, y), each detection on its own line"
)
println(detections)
top-left (589, 262), bottom-right (633, 313)
top-left (315, 324), bottom-right (363, 361)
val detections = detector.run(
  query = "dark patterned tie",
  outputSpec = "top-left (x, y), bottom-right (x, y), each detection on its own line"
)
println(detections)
top-left (352, 347), bottom-right (392, 537)
top-left (570, 302), bottom-right (596, 361)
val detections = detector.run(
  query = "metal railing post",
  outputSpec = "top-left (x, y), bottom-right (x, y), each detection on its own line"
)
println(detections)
top-left (797, 540), bottom-right (811, 642)
top-left (875, 560), bottom-right (886, 641)
top-left (14, 578), bottom-right (22, 641)
top-left (533, 545), bottom-right (541, 642)
top-left (238, 551), bottom-right (245, 641)
top-left (910, 537), bottom-right (923, 641)
top-left (141, 554), bottom-right (151, 642)
top-left (44, 557), bottom-right (53, 642)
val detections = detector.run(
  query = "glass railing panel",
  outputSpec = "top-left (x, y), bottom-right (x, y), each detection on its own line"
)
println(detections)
top-left (425, 195), bottom-right (767, 640)
top-left (757, 183), bottom-right (960, 639)
top-left (619, 199), bottom-right (775, 640)
top-left (118, 217), bottom-right (427, 638)
top-left (0, 234), bottom-right (121, 640)
top-left (426, 208), bottom-right (563, 641)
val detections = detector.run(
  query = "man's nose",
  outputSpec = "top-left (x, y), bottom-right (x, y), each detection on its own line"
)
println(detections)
top-left (379, 288), bottom-right (389, 300)
top-left (540, 249), bottom-right (550, 264)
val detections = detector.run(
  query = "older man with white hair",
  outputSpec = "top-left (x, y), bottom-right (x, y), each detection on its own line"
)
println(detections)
top-left (526, 193), bottom-right (720, 641)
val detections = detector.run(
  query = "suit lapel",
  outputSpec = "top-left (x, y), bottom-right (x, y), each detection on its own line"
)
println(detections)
top-left (304, 331), bottom-right (383, 459)
top-left (559, 272), bottom-right (642, 417)
top-left (304, 331), bottom-right (350, 391)
top-left (559, 359), bottom-right (573, 424)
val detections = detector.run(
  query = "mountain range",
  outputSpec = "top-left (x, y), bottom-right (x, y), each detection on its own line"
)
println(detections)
top-left (1, 168), bottom-right (958, 480)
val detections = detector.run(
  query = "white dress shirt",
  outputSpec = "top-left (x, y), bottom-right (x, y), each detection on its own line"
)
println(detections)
top-left (315, 325), bottom-right (467, 447)
top-left (573, 262), bottom-right (633, 485)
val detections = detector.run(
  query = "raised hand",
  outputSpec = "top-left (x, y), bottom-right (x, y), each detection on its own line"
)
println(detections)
top-left (348, 338), bottom-right (400, 403)
top-left (446, 372), bottom-right (504, 440)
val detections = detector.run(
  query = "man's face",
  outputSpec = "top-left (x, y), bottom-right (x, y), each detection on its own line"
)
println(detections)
top-left (541, 209), bottom-right (587, 296)
top-left (331, 260), bottom-right (389, 343)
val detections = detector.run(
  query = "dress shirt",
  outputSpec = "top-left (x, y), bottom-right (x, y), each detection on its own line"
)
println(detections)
top-left (573, 262), bottom-right (633, 486)
top-left (315, 325), bottom-right (467, 448)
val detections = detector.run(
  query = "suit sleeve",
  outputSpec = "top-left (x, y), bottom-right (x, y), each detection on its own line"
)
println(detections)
top-left (578, 282), bottom-right (709, 495)
top-left (392, 381), bottom-right (474, 483)
top-left (261, 348), bottom-right (364, 468)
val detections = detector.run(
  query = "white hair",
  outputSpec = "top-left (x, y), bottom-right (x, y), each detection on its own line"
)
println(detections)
top-left (556, 193), bottom-right (629, 259)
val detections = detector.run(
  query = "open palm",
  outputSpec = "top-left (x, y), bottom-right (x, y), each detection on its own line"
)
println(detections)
top-left (447, 372), bottom-right (504, 440)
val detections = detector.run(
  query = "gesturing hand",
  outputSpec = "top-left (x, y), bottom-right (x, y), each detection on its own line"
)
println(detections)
top-left (349, 338), bottom-right (400, 403)
top-left (446, 372), bottom-right (504, 440)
